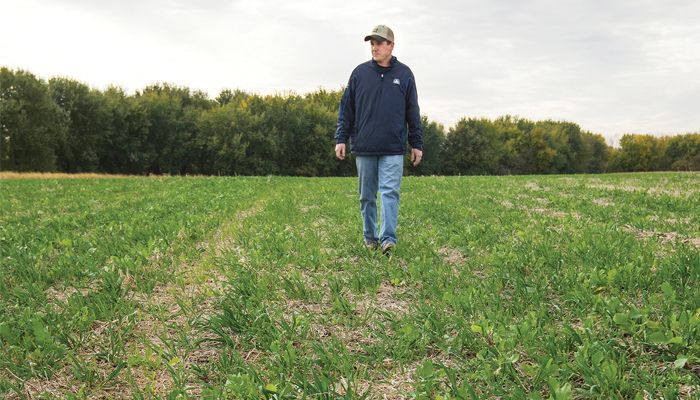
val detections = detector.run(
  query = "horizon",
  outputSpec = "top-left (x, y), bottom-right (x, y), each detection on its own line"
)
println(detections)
top-left (6, 64), bottom-right (699, 148)
top-left (2, 0), bottom-right (699, 147)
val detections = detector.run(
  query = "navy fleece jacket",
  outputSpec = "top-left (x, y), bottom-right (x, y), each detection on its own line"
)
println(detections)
top-left (335, 56), bottom-right (423, 155)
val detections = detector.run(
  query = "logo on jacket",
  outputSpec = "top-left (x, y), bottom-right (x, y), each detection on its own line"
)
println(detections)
top-left (393, 78), bottom-right (400, 85)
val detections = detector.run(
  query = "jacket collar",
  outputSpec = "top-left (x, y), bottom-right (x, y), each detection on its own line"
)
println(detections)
top-left (371, 56), bottom-right (397, 72)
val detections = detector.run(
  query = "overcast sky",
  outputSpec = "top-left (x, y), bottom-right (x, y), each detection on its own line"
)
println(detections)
top-left (2, 0), bottom-right (699, 145)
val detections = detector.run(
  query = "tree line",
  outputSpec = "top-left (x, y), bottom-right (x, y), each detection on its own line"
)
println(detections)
top-left (2, 67), bottom-right (698, 175)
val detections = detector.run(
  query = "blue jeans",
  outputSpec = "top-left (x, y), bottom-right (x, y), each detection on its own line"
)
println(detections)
top-left (356, 155), bottom-right (404, 245)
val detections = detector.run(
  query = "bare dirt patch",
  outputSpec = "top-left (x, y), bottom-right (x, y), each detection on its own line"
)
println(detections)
top-left (300, 205), bottom-right (320, 213)
top-left (15, 362), bottom-right (128, 400)
top-left (525, 182), bottom-right (548, 191)
top-left (286, 298), bottom-right (324, 316)
top-left (438, 246), bottom-right (467, 266)
top-left (647, 187), bottom-right (699, 198)
top-left (523, 207), bottom-right (571, 219)
top-left (593, 198), bottom-right (614, 206)
top-left (363, 351), bottom-right (461, 400)
top-left (290, 280), bottom-right (412, 358)
top-left (335, 255), bottom-right (361, 266)
top-left (367, 363), bottom-right (416, 399)
top-left (587, 182), bottom-right (698, 198)
top-left (586, 183), bottom-right (642, 192)
top-left (372, 282), bottom-right (410, 316)
top-left (0, 172), bottom-right (133, 180)
top-left (666, 217), bottom-right (692, 225)
top-left (45, 285), bottom-right (95, 304)
top-left (623, 225), bottom-right (700, 248)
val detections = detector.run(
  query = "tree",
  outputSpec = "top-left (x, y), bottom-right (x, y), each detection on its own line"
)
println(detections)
top-left (98, 86), bottom-right (150, 174)
top-left (495, 115), bottom-right (523, 174)
top-left (49, 77), bottom-right (110, 172)
top-left (553, 121), bottom-right (587, 173)
top-left (505, 121), bottom-right (557, 174)
top-left (10, 66), bottom-right (689, 176)
top-left (582, 132), bottom-right (610, 173)
top-left (196, 102), bottom-right (250, 175)
top-left (134, 84), bottom-right (211, 174)
top-left (664, 133), bottom-right (700, 171)
top-left (410, 117), bottom-right (446, 176)
top-left (0, 68), bottom-right (66, 171)
top-left (306, 88), bottom-right (355, 176)
top-left (216, 88), bottom-right (248, 107)
top-left (612, 134), bottom-right (666, 172)
top-left (443, 118), bottom-right (503, 175)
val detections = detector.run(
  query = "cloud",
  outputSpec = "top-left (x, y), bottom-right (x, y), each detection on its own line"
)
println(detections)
top-left (1, 0), bottom-right (699, 144)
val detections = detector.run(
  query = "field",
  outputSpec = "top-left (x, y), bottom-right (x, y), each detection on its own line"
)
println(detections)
top-left (1, 172), bottom-right (699, 399)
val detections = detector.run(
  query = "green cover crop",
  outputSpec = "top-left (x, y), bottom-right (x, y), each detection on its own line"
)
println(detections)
top-left (0, 173), bottom-right (698, 399)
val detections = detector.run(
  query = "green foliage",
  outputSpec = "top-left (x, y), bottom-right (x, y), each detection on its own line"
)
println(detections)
top-left (408, 117), bottom-right (446, 176)
top-left (610, 134), bottom-right (668, 172)
top-left (0, 176), bottom-right (262, 382)
top-left (98, 86), bottom-right (150, 173)
top-left (2, 67), bottom-right (700, 175)
top-left (0, 173), bottom-right (699, 398)
top-left (134, 83), bottom-right (213, 174)
top-left (440, 116), bottom-right (619, 175)
top-left (0, 67), bottom-right (67, 171)
top-left (664, 133), bottom-right (700, 171)
top-left (48, 77), bottom-right (108, 172)
top-left (443, 117), bottom-right (504, 175)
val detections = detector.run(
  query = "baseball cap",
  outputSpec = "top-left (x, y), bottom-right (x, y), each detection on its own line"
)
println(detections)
top-left (364, 25), bottom-right (394, 42)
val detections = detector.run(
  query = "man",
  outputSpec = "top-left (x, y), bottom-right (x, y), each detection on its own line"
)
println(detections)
top-left (335, 24), bottom-right (423, 255)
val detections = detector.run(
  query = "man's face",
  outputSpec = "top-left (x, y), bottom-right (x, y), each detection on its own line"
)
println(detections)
top-left (370, 39), bottom-right (394, 64)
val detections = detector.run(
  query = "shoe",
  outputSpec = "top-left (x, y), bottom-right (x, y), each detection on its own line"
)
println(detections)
top-left (381, 241), bottom-right (395, 255)
top-left (365, 240), bottom-right (378, 250)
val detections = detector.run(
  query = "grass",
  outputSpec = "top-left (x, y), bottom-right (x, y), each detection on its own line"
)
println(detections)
top-left (0, 172), bottom-right (698, 399)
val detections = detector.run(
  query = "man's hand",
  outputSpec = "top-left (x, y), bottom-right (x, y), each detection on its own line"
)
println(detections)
top-left (335, 143), bottom-right (346, 160)
top-left (411, 148), bottom-right (423, 166)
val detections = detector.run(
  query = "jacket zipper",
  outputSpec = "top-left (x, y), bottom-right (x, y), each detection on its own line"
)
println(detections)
top-left (374, 73), bottom-right (383, 137)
